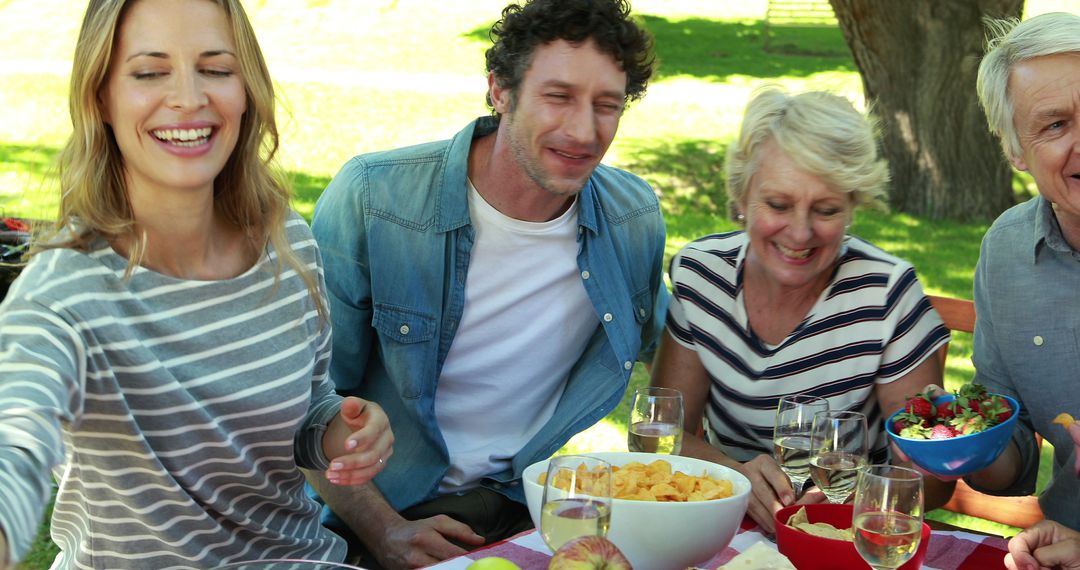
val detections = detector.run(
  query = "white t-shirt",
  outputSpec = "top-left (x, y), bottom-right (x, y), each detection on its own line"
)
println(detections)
top-left (435, 182), bottom-right (598, 493)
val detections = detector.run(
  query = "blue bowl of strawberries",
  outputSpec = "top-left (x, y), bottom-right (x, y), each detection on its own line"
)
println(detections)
top-left (886, 384), bottom-right (1020, 477)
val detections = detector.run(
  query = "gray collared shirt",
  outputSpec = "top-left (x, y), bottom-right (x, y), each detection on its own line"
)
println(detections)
top-left (968, 195), bottom-right (1080, 530)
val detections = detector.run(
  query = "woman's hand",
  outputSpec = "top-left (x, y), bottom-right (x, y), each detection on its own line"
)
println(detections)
top-left (737, 454), bottom-right (799, 534)
top-left (323, 397), bottom-right (394, 486)
top-left (1005, 519), bottom-right (1080, 570)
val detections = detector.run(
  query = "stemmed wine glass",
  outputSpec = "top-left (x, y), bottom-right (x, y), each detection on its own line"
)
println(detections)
top-left (540, 455), bottom-right (613, 552)
top-left (773, 394), bottom-right (829, 498)
top-left (627, 387), bottom-right (684, 454)
top-left (809, 410), bottom-right (869, 504)
top-left (852, 465), bottom-right (924, 570)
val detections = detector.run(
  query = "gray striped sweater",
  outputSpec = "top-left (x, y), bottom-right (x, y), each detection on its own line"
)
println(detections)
top-left (0, 214), bottom-right (347, 569)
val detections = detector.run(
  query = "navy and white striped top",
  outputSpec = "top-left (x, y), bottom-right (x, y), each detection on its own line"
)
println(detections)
top-left (0, 214), bottom-right (347, 569)
top-left (666, 231), bottom-right (949, 464)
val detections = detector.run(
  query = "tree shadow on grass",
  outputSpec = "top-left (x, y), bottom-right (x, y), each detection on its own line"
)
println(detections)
top-left (619, 137), bottom-right (728, 218)
top-left (463, 16), bottom-right (854, 83)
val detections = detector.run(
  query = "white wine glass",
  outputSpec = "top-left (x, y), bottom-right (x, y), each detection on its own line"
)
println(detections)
top-left (809, 410), bottom-right (869, 504)
top-left (773, 394), bottom-right (829, 498)
top-left (627, 386), bottom-right (684, 454)
top-left (540, 455), bottom-right (613, 552)
top-left (853, 465), bottom-right (924, 570)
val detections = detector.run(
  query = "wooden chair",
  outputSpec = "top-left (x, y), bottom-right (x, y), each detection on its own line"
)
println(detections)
top-left (926, 294), bottom-right (1045, 530)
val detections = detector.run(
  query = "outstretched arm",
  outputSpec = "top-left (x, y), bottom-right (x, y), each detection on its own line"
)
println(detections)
top-left (304, 473), bottom-right (483, 569)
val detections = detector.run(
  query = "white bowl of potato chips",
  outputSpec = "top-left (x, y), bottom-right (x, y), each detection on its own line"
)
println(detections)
top-left (523, 451), bottom-right (751, 570)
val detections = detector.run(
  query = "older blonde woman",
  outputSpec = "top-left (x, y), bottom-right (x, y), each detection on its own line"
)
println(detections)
top-left (651, 88), bottom-right (951, 532)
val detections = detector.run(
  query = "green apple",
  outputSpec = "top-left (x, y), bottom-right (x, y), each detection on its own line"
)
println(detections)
top-left (547, 536), bottom-right (633, 569)
top-left (466, 556), bottom-right (523, 570)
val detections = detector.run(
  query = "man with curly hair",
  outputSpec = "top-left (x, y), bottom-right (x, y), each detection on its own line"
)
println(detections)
top-left (308, 1), bottom-right (667, 568)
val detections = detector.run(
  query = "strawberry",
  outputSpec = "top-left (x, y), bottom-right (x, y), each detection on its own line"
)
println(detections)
top-left (930, 424), bottom-right (957, 439)
top-left (892, 411), bottom-right (923, 434)
top-left (957, 383), bottom-right (988, 401)
top-left (903, 393), bottom-right (935, 421)
top-left (935, 399), bottom-right (958, 421)
top-left (954, 383), bottom-right (986, 414)
top-left (900, 423), bottom-right (932, 439)
top-left (980, 395), bottom-right (1013, 424)
top-left (952, 413), bottom-right (988, 436)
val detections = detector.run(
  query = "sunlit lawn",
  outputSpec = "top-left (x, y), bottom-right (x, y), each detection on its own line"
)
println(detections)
top-left (2, 0), bottom-right (1073, 566)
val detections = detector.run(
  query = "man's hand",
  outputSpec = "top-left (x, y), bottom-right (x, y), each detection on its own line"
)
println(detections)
top-left (1005, 519), bottom-right (1080, 570)
top-left (371, 515), bottom-right (486, 569)
top-left (323, 397), bottom-right (394, 486)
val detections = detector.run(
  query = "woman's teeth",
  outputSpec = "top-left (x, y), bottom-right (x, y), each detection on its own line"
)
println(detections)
top-left (776, 243), bottom-right (812, 259)
top-left (152, 127), bottom-right (212, 147)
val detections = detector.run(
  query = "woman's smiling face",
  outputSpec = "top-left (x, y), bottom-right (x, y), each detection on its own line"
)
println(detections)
top-left (741, 138), bottom-right (853, 293)
top-left (100, 0), bottom-right (246, 198)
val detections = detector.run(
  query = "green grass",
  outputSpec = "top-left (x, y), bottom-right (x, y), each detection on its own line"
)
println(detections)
top-left (2, 0), bottom-right (1069, 566)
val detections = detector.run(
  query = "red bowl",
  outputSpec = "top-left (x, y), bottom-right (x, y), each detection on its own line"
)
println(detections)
top-left (775, 504), bottom-right (931, 569)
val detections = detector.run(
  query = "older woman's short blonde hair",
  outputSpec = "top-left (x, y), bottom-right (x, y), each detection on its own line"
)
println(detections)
top-left (977, 12), bottom-right (1080, 162)
top-left (725, 87), bottom-right (889, 218)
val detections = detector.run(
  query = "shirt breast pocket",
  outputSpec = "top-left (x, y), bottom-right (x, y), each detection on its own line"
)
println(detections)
top-left (1001, 326), bottom-right (1080, 403)
top-left (632, 287), bottom-right (653, 326)
top-left (373, 303), bottom-right (437, 399)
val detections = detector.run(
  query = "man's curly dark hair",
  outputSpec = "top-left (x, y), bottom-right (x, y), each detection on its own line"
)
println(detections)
top-left (484, 0), bottom-right (655, 116)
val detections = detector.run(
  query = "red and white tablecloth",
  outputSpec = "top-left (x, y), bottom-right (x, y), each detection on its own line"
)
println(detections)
top-left (424, 518), bottom-right (1010, 570)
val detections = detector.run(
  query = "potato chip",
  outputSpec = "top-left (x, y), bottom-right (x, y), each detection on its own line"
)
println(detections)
top-left (1053, 412), bottom-right (1077, 428)
top-left (539, 459), bottom-right (734, 502)
top-left (786, 506), bottom-right (854, 542)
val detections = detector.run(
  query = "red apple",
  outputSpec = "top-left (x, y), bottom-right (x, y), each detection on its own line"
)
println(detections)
top-left (548, 535), bottom-right (633, 569)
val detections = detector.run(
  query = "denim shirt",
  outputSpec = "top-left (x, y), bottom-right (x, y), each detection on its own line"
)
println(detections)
top-left (311, 117), bottom-right (669, 510)
top-left (968, 195), bottom-right (1080, 529)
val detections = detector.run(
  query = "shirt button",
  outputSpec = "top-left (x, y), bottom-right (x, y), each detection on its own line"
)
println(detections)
top-left (638, 307), bottom-right (647, 317)
top-left (624, 361), bottom-right (633, 370)
top-left (581, 270), bottom-right (590, 280)
top-left (603, 313), bottom-right (613, 322)
top-left (1033, 335), bottom-right (1044, 346)
top-left (399, 324), bottom-right (410, 335)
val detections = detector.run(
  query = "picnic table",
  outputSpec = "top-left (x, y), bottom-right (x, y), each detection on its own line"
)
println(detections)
top-left (424, 517), bottom-right (1012, 570)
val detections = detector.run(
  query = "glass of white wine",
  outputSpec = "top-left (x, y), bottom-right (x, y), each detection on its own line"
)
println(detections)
top-left (773, 394), bottom-right (829, 498)
top-left (540, 455), bottom-right (613, 552)
top-left (853, 465), bottom-right (924, 570)
top-left (809, 410), bottom-right (868, 504)
top-left (627, 387), bottom-right (684, 454)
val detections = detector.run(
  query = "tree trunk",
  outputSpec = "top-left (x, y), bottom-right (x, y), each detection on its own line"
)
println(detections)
top-left (829, 0), bottom-right (1022, 221)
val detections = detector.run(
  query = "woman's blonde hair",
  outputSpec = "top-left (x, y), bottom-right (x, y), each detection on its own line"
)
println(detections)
top-left (45, 0), bottom-right (325, 319)
top-left (977, 12), bottom-right (1080, 162)
top-left (725, 87), bottom-right (889, 218)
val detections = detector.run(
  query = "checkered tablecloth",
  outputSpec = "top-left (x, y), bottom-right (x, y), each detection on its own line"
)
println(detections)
top-left (424, 518), bottom-right (1010, 569)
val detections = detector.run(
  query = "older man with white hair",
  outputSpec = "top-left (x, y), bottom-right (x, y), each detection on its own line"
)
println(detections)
top-left (965, 11), bottom-right (1080, 538)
